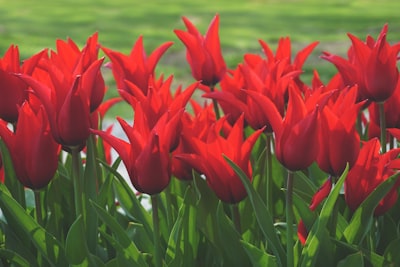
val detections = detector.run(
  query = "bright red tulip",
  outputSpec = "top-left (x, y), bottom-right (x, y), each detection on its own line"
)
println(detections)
top-left (174, 14), bottom-right (227, 86)
top-left (316, 87), bottom-right (363, 177)
top-left (102, 36), bottom-right (173, 98)
top-left (345, 138), bottom-right (400, 216)
top-left (0, 102), bottom-right (60, 190)
top-left (0, 46), bottom-right (45, 123)
top-left (92, 105), bottom-right (183, 195)
top-left (175, 114), bottom-right (263, 203)
top-left (322, 24), bottom-right (400, 102)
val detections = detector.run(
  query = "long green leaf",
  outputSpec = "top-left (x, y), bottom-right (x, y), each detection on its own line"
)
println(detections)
top-left (224, 155), bottom-right (286, 267)
top-left (91, 200), bottom-right (148, 267)
top-left (0, 183), bottom-right (67, 266)
top-left (343, 173), bottom-right (399, 245)
top-left (300, 164), bottom-right (349, 267)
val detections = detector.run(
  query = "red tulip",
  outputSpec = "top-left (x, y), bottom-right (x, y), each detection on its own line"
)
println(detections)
top-left (18, 56), bottom-right (104, 149)
top-left (175, 114), bottom-right (263, 203)
top-left (345, 138), bottom-right (400, 216)
top-left (0, 45), bottom-right (45, 123)
top-left (316, 87), bottom-right (363, 177)
top-left (92, 105), bottom-right (183, 195)
top-left (172, 102), bottom-right (217, 181)
top-left (322, 24), bottom-right (400, 102)
top-left (174, 14), bottom-right (227, 86)
top-left (52, 32), bottom-right (106, 112)
top-left (102, 36), bottom-right (173, 98)
top-left (246, 86), bottom-right (320, 171)
top-left (0, 102), bottom-right (60, 190)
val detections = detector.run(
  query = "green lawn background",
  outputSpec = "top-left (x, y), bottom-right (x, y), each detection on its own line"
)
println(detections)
top-left (1, 0), bottom-right (399, 117)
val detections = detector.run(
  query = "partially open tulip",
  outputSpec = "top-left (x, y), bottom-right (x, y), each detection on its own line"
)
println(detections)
top-left (0, 102), bottom-right (60, 190)
top-left (92, 105), bottom-right (183, 195)
top-left (175, 14), bottom-right (227, 87)
top-left (102, 36), bottom-right (173, 98)
top-left (345, 138), bottom-right (400, 216)
top-left (175, 114), bottom-right (263, 203)
top-left (322, 24), bottom-right (400, 103)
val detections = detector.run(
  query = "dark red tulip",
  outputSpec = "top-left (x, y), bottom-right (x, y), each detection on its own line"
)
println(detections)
top-left (316, 87), bottom-right (363, 177)
top-left (92, 105), bottom-right (183, 195)
top-left (0, 102), bottom-right (60, 190)
top-left (0, 46), bottom-right (45, 123)
top-left (322, 24), bottom-right (400, 102)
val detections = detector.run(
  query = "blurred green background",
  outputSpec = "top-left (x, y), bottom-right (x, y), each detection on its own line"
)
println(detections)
top-left (1, 0), bottom-right (399, 118)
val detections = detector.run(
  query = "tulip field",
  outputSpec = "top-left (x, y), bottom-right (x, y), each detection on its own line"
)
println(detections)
top-left (1, 1), bottom-right (400, 267)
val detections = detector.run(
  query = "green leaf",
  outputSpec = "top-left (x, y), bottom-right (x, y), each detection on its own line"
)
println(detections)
top-left (91, 200), bottom-right (148, 267)
top-left (337, 252), bottom-right (364, 267)
top-left (0, 248), bottom-right (30, 267)
top-left (165, 186), bottom-right (198, 267)
top-left (223, 155), bottom-right (286, 267)
top-left (215, 202), bottom-right (251, 267)
top-left (384, 238), bottom-right (400, 266)
top-left (0, 183), bottom-right (67, 266)
top-left (99, 158), bottom-right (153, 240)
top-left (343, 172), bottom-right (399, 245)
top-left (300, 164), bottom-right (349, 267)
top-left (241, 241), bottom-right (278, 267)
top-left (65, 215), bottom-right (89, 265)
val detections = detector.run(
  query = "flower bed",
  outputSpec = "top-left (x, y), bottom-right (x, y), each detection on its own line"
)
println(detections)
top-left (0, 14), bottom-right (399, 267)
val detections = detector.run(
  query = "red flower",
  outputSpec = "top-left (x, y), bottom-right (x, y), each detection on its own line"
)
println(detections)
top-left (322, 24), bottom-right (400, 102)
top-left (92, 105), bottom-right (183, 195)
top-left (102, 36), bottom-right (173, 98)
top-left (246, 86), bottom-right (320, 171)
top-left (174, 14), bottom-right (227, 86)
top-left (345, 138), bottom-right (400, 216)
top-left (172, 102), bottom-right (217, 181)
top-left (175, 114), bottom-right (263, 203)
top-left (0, 102), bottom-right (60, 190)
top-left (18, 41), bottom-right (105, 149)
top-left (368, 81), bottom-right (400, 140)
top-left (0, 45), bottom-right (45, 123)
top-left (316, 87), bottom-right (363, 177)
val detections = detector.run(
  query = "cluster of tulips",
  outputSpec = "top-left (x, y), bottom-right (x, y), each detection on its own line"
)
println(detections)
top-left (0, 13), bottom-right (400, 267)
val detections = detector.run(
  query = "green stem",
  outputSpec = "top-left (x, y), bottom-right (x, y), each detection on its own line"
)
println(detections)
top-left (232, 204), bottom-right (241, 234)
top-left (151, 195), bottom-right (162, 267)
top-left (34, 190), bottom-right (43, 226)
top-left (286, 170), bottom-right (294, 267)
top-left (378, 102), bottom-right (387, 153)
top-left (164, 186), bottom-right (174, 231)
top-left (209, 85), bottom-right (221, 120)
top-left (71, 146), bottom-right (83, 219)
top-left (266, 134), bottom-right (273, 216)
top-left (329, 176), bottom-right (339, 238)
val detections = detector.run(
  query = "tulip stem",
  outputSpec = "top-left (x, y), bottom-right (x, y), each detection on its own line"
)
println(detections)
top-left (71, 147), bottom-right (83, 219)
top-left (378, 102), bottom-right (387, 153)
top-left (329, 176), bottom-right (339, 238)
top-left (34, 190), bottom-right (43, 226)
top-left (286, 170), bottom-right (294, 267)
top-left (266, 134), bottom-right (273, 215)
top-left (232, 204), bottom-right (241, 234)
top-left (209, 85), bottom-right (221, 119)
top-left (151, 195), bottom-right (162, 267)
